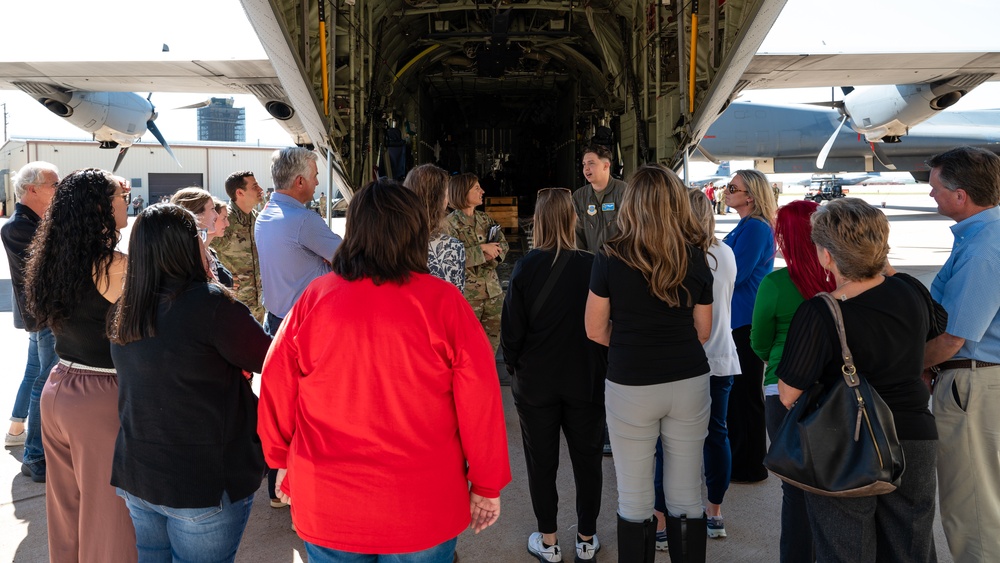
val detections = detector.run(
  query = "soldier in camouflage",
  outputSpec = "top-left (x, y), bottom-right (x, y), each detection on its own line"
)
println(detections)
top-left (446, 173), bottom-right (508, 353)
top-left (211, 171), bottom-right (265, 321)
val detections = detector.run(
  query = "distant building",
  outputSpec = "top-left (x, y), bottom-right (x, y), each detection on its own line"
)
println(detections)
top-left (0, 137), bottom-right (332, 217)
top-left (197, 98), bottom-right (246, 142)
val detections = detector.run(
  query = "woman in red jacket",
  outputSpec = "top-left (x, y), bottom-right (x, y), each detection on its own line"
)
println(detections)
top-left (259, 178), bottom-right (511, 562)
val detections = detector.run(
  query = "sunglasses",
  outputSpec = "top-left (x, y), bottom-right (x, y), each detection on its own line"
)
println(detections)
top-left (726, 184), bottom-right (747, 194)
top-left (537, 187), bottom-right (571, 194)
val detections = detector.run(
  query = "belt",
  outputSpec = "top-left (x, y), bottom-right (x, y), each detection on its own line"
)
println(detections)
top-left (58, 359), bottom-right (117, 374)
top-left (937, 359), bottom-right (1000, 371)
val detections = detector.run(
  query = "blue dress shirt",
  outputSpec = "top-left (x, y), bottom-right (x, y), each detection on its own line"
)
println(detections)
top-left (255, 192), bottom-right (343, 318)
top-left (931, 206), bottom-right (1000, 362)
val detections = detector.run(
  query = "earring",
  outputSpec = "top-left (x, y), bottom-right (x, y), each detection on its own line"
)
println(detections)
top-left (825, 270), bottom-right (830, 283)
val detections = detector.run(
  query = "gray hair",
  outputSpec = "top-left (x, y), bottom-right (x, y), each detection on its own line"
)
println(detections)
top-left (271, 147), bottom-right (318, 191)
top-left (12, 161), bottom-right (59, 200)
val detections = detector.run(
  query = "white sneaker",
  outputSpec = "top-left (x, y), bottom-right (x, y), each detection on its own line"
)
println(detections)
top-left (575, 534), bottom-right (601, 561)
top-left (527, 532), bottom-right (562, 562)
top-left (5, 432), bottom-right (26, 447)
top-left (707, 515), bottom-right (727, 539)
top-left (655, 527), bottom-right (669, 551)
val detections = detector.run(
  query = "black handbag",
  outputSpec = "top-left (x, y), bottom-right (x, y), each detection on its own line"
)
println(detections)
top-left (763, 292), bottom-right (906, 497)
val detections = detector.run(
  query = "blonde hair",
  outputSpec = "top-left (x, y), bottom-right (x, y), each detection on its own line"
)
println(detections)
top-left (810, 198), bottom-right (889, 281)
top-left (734, 169), bottom-right (776, 228)
top-left (605, 165), bottom-right (707, 306)
top-left (170, 187), bottom-right (213, 216)
top-left (687, 188), bottom-right (717, 247)
top-left (533, 189), bottom-right (576, 257)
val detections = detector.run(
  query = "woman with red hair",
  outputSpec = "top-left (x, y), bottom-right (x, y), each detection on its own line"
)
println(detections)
top-left (750, 199), bottom-right (835, 562)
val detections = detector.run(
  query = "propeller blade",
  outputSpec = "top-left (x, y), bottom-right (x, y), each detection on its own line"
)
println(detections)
top-left (113, 146), bottom-right (129, 173)
top-left (816, 115), bottom-right (848, 170)
top-left (147, 120), bottom-right (182, 168)
top-left (870, 142), bottom-right (898, 170)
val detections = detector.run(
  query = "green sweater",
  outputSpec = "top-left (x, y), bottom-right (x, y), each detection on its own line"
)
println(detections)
top-left (750, 268), bottom-right (806, 387)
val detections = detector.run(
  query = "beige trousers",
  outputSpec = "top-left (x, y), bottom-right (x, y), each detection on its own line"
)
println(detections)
top-left (934, 364), bottom-right (1000, 563)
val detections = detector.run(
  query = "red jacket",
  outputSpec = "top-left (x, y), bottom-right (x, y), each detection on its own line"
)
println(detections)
top-left (259, 272), bottom-right (511, 553)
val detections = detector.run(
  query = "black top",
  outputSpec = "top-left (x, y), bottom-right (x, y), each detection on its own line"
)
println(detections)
top-left (0, 203), bottom-right (41, 331)
top-left (590, 246), bottom-right (713, 385)
top-left (55, 281), bottom-right (116, 368)
top-left (501, 249), bottom-right (608, 403)
top-left (110, 283), bottom-right (272, 508)
top-left (776, 274), bottom-right (946, 441)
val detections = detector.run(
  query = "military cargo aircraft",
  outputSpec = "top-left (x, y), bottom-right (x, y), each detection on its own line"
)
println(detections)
top-left (3, 0), bottom-right (1000, 198)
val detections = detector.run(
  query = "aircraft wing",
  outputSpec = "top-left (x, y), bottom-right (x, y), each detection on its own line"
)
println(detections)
top-left (0, 59), bottom-right (281, 94)
top-left (741, 52), bottom-right (1000, 89)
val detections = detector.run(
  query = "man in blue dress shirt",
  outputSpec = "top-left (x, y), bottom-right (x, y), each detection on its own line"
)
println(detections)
top-left (255, 147), bottom-right (343, 338)
top-left (924, 146), bottom-right (1000, 563)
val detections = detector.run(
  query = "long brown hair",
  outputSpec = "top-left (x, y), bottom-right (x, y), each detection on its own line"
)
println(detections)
top-left (533, 188), bottom-right (576, 258)
top-left (403, 163), bottom-right (450, 235)
top-left (605, 165), bottom-right (707, 306)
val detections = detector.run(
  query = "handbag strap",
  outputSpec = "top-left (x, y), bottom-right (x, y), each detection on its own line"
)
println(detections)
top-left (817, 293), bottom-right (860, 388)
top-left (529, 250), bottom-right (572, 323)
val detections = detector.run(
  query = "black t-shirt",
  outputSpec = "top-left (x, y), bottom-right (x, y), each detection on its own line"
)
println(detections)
top-left (776, 274), bottom-right (946, 441)
top-left (590, 246), bottom-right (713, 385)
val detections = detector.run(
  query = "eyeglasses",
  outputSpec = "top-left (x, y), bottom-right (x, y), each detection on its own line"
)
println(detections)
top-left (726, 184), bottom-right (747, 194)
top-left (116, 191), bottom-right (130, 203)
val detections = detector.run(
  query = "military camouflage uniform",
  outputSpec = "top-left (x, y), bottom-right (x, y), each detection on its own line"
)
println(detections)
top-left (446, 209), bottom-right (508, 353)
top-left (211, 201), bottom-right (264, 321)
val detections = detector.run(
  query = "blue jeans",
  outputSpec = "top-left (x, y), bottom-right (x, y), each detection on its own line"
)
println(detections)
top-left (118, 489), bottom-right (253, 563)
top-left (263, 311), bottom-right (284, 338)
top-left (304, 538), bottom-right (457, 563)
top-left (12, 328), bottom-right (58, 465)
top-left (262, 311), bottom-right (284, 499)
top-left (655, 375), bottom-right (733, 511)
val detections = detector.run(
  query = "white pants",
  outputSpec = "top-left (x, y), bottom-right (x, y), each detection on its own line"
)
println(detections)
top-left (605, 375), bottom-right (710, 521)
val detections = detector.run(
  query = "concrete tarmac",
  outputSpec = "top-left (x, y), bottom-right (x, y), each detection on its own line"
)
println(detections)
top-left (0, 190), bottom-right (956, 562)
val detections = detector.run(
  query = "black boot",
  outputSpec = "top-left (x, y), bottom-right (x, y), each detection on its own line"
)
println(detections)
top-left (616, 514), bottom-right (656, 563)
top-left (665, 513), bottom-right (707, 563)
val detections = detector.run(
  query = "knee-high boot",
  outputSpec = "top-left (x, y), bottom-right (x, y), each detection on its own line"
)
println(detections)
top-left (616, 514), bottom-right (656, 563)
top-left (666, 513), bottom-right (707, 563)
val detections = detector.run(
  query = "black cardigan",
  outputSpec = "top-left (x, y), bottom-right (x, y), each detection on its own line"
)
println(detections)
top-left (500, 249), bottom-right (608, 403)
top-left (110, 283), bottom-right (272, 508)
top-left (1, 203), bottom-right (41, 331)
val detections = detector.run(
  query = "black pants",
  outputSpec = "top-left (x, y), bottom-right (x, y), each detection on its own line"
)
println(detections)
top-left (727, 325), bottom-right (768, 482)
top-left (513, 386), bottom-right (605, 536)
top-left (805, 440), bottom-right (938, 563)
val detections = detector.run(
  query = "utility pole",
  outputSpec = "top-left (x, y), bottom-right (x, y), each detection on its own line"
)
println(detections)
top-left (2, 103), bottom-right (7, 143)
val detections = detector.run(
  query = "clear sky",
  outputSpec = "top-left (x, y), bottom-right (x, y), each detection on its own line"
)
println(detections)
top-left (2, 0), bottom-right (999, 147)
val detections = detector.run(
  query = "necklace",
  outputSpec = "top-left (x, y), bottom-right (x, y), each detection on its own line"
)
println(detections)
top-left (834, 280), bottom-right (854, 301)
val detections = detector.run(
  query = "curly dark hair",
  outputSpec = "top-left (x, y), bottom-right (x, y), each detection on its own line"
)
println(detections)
top-left (24, 168), bottom-right (122, 332)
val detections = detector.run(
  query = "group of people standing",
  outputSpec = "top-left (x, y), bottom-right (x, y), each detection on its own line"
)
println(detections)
top-left (3, 142), bottom-right (1000, 563)
top-left (498, 144), bottom-right (1000, 563)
